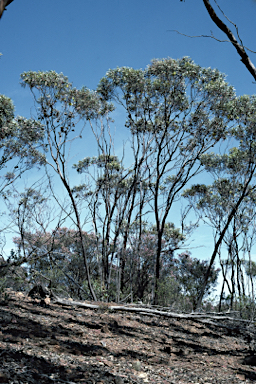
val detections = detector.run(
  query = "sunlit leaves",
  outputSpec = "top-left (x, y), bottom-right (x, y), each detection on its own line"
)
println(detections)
top-left (0, 92), bottom-right (46, 187)
top-left (21, 70), bottom-right (110, 124)
top-left (184, 179), bottom-right (245, 210)
top-left (74, 155), bottom-right (122, 174)
top-left (98, 57), bottom-right (236, 144)
top-left (0, 95), bottom-right (15, 134)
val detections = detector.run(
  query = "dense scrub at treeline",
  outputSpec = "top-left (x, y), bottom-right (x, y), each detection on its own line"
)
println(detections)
top-left (5, 228), bottom-right (219, 311)
top-left (1, 57), bottom-right (256, 313)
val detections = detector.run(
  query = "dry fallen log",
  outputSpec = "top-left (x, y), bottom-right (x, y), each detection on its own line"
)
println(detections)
top-left (51, 296), bottom-right (251, 323)
top-left (108, 305), bottom-right (251, 322)
top-left (53, 297), bottom-right (99, 309)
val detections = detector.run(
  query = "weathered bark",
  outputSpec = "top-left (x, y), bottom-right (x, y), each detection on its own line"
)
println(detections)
top-left (51, 296), bottom-right (251, 323)
top-left (202, 0), bottom-right (256, 82)
top-left (153, 229), bottom-right (162, 305)
top-left (0, 0), bottom-right (14, 19)
top-left (218, 258), bottom-right (232, 312)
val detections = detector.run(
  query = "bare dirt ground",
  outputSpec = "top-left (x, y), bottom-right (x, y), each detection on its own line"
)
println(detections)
top-left (1, 290), bottom-right (256, 383)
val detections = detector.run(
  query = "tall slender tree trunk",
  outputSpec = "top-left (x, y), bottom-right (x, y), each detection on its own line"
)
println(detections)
top-left (196, 180), bottom-right (253, 310)
top-left (153, 230), bottom-right (163, 305)
top-left (61, 176), bottom-right (97, 301)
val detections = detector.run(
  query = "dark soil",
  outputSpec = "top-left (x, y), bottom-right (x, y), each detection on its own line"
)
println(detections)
top-left (0, 290), bottom-right (256, 383)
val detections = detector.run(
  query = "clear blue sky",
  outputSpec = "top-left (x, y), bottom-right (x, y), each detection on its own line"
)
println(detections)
top-left (1, 0), bottom-right (256, 111)
top-left (1, 0), bottom-right (256, 267)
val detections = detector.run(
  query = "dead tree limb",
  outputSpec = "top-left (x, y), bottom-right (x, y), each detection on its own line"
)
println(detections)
top-left (0, 0), bottom-right (14, 19)
top-left (51, 296), bottom-right (251, 322)
top-left (202, 0), bottom-right (256, 81)
top-left (170, 30), bottom-right (256, 54)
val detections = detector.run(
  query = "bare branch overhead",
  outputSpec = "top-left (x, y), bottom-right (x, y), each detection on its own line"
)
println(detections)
top-left (202, 0), bottom-right (256, 81)
top-left (169, 29), bottom-right (256, 54)
top-left (0, 0), bottom-right (14, 19)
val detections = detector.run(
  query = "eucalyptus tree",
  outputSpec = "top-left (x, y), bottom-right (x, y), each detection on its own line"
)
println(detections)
top-left (222, 219), bottom-right (245, 310)
top-left (13, 227), bottom-right (98, 299)
top-left (221, 192), bottom-right (256, 309)
top-left (184, 94), bottom-right (256, 308)
top-left (73, 151), bottom-right (151, 301)
top-left (127, 222), bottom-right (185, 303)
top-left (183, 180), bottom-right (256, 309)
top-left (0, 94), bottom-right (44, 194)
top-left (97, 57), bottom-right (236, 304)
top-left (73, 86), bottom-right (155, 301)
top-left (241, 197), bottom-right (256, 303)
top-left (20, 70), bottom-right (110, 301)
top-left (74, 154), bottom-right (128, 298)
top-left (171, 251), bottom-right (220, 311)
top-left (0, 93), bottom-right (44, 261)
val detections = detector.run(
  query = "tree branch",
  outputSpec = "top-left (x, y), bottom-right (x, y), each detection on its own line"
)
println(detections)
top-left (202, 0), bottom-right (256, 81)
top-left (170, 30), bottom-right (256, 54)
top-left (0, 0), bottom-right (14, 19)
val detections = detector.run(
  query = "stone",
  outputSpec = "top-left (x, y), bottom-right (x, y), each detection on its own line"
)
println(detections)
top-left (242, 355), bottom-right (256, 366)
top-left (115, 377), bottom-right (124, 384)
top-left (132, 360), bottom-right (141, 371)
top-left (0, 372), bottom-right (9, 383)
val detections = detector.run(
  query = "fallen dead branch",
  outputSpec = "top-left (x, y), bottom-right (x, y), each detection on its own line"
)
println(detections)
top-left (52, 296), bottom-right (251, 323)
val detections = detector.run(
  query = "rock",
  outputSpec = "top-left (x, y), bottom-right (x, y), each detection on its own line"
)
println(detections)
top-left (115, 376), bottom-right (124, 384)
top-left (40, 298), bottom-right (50, 307)
top-left (0, 372), bottom-right (9, 383)
top-left (101, 324), bottom-right (109, 333)
top-left (110, 320), bottom-right (119, 329)
top-left (242, 355), bottom-right (256, 366)
top-left (132, 360), bottom-right (141, 371)
top-left (28, 284), bottom-right (49, 299)
top-left (149, 356), bottom-right (162, 364)
top-left (137, 372), bottom-right (148, 380)
top-left (163, 345), bottom-right (171, 354)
